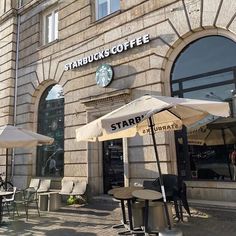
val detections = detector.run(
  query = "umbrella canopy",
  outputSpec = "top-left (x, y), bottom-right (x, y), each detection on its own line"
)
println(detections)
top-left (0, 125), bottom-right (54, 148)
top-left (187, 117), bottom-right (236, 146)
top-left (0, 125), bottom-right (54, 188)
top-left (75, 95), bottom-right (230, 230)
top-left (76, 95), bottom-right (230, 142)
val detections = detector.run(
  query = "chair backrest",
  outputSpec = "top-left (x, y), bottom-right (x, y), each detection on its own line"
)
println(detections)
top-left (37, 179), bottom-right (51, 193)
top-left (71, 181), bottom-right (87, 195)
top-left (29, 178), bottom-right (40, 191)
top-left (24, 188), bottom-right (37, 202)
top-left (143, 180), bottom-right (161, 191)
top-left (4, 186), bottom-right (17, 202)
top-left (145, 174), bottom-right (182, 197)
top-left (59, 180), bottom-right (74, 194)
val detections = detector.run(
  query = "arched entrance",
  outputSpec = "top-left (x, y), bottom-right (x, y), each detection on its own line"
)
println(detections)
top-left (170, 35), bottom-right (236, 181)
top-left (36, 84), bottom-right (64, 177)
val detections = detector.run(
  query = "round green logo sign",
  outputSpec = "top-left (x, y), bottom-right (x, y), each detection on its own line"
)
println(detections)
top-left (95, 64), bottom-right (113, 87)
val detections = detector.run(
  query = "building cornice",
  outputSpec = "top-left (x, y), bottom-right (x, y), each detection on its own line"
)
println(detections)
top-left (81, 89), bottom-right (131, 108)
top-left (0, 8), bottom-right (17, 24)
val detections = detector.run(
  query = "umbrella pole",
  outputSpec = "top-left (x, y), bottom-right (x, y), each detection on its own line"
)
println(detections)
top-left (148, 117), bottom-right (172, 230)
top-left (5, 148), bottom-right (8, 190)
top-left (222, 129), bottom-right (233, 180)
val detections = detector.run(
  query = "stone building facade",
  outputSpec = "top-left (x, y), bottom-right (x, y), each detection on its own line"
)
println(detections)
top-left (1, 0), bottom-right (236, 201)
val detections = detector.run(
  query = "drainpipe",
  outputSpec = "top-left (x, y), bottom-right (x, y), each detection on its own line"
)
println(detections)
top-left (11, 3), bottom-right (21, 182)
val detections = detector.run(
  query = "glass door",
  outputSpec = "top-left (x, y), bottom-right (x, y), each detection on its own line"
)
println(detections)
top-left (103, 139), bottom-right (124, 193)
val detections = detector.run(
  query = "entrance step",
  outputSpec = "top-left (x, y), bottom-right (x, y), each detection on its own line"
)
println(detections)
top-left (189, 199), bottom-right (236, 211)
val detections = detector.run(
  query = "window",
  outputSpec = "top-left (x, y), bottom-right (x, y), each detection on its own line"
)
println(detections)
top-left (96, 0), bottom-right (120, 20)
top-left (171, 36), bottom-right (236, 181)
top-left (43, 8), bottom-right (58, 44)
top-left (36, 84), bottom-right (64, 177)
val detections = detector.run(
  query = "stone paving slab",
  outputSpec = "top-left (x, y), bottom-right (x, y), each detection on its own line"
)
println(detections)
top-left (0, 202), bottom-right (236, 235)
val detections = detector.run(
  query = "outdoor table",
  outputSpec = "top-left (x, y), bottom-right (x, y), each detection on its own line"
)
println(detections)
top-left (113, 186), bottom-right (143, 234)
top-left (108, 188), bottom-right (128, 228)
top-left (132, 189), bottom-right (162, 234)
top-left (0, 191), bottom-right (14, 225)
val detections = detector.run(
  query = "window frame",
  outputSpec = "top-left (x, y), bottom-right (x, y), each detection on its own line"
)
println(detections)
top-left (96, 0), bottom-right (120, 20)
top-left (42, 7), bottom-right (58, 45)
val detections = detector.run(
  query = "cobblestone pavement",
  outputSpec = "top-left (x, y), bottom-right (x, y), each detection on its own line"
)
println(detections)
top-left (0, 201), bottom-right (236, 236)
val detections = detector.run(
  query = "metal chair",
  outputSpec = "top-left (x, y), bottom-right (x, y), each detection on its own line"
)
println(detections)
top-left (14, 188), bottom-right (40, 220)
top-left (143, 174), bottom-right (191, 221)
top-left (2, 187), bottom-right (19, 218)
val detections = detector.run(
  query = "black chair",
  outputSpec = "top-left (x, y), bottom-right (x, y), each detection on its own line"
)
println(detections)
top-left (143, 174), bottom-right (191, 221)
top-left (2, 187), bottom-right (19, 219)
top-left (14, 188), bottom-right (40, 220)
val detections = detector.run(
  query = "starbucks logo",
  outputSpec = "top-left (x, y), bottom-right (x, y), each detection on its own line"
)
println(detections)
top-left (95, 64), bottom-right (113, 87)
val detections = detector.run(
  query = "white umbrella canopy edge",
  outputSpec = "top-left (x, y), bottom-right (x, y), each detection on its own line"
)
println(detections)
top-left (19, 128), bottom-right (54, 145)
top-left (76, 95), bottom-right (230, 142)
top-left (0, 125), bottom-right (54, 148)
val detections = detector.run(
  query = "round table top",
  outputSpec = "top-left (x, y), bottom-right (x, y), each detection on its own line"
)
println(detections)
top-left (132, 189), bottom-right (162, 201)
top-left (108, 188), bottom-right (123, 196)
top-left (112, 186), bottom-right (143, 200)
top-left (0, 191), bottom-right (13, 197)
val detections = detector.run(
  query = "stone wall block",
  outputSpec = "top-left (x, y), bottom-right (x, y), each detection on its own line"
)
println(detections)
top-left (20, 14), bottom-right (39, 33)
top-left (202, 0), bottom-right (221, 28)
top-left (145, 69), bottom-right (162, 85)
top-left (64, 163), bottom-right (87, 177)
top-left (0, 43), bottom-right (16, 57)
top-left (60, 17), bottom-right (91, 40)
top-left (104, 26), bottom-right (122, 44)
top-left (155, 20), bottom-right (179, 47)
top-left (184, 0), bottom-right (201, 31)
top-left (217, 0), bottom-right (236, 28)
top-left (121, 19), bottom-right (144, 38)
top-left (64, 150), bottom-right (87, 164)
top-left (20, 23), bottom-right (39, 42)
top-left (59, 0), bottom-right (90, 19)
top-left (19, 33), bottom-right (39, 51)
top-left (64, 138), bottom-right (86, 151)
top-left (143, 8), bottom-right (165, 28)
top-left (164, 1), bottom-right (190, 36)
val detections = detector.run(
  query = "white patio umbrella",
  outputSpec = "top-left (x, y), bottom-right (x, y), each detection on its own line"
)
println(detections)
top-left (187, 117), bottom-right (236, 146)
top-left (75, 95), bottom-right (230, 230)
top-left (187, 117), bottom-right (236, 180)
top-left (0, 125), bottom-right (54, 187)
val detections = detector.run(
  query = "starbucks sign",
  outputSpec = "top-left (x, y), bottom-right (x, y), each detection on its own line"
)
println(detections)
top-left (64, 34), bottom-right (150, 71)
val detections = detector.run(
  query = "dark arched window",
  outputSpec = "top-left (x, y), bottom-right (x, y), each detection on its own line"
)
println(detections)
top-left (171, 36), bottom-right (236, 181)
top-left (36, 84), bottom-right (64, 177)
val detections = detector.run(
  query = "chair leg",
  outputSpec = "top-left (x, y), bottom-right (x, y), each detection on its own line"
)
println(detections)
top-left (6, 204), bottom-right (10, 216)
top-left (179, 200), bottom-right (183, 221)
top-left (12, 202), bottom-right (19, 219)
top-left (35, 201), bottom-right (40, 217)
top-left (174, 200), bottom-right (180, 221)
top-left (25, 203), bottom-right (28, 220)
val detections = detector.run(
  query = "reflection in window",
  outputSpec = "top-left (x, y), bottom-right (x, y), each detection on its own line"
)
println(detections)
top-left (171, 36), bottom-right (236, 181)
top-left (44, 9), bottom-right (58, 44)
top-left (37, 84), bottom-right (64, 177)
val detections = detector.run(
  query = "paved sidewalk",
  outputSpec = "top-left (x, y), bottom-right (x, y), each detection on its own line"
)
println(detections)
top-left (0, 200), bottom-right (236, 235)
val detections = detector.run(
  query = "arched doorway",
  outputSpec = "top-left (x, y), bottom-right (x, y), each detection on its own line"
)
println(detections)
top-left (36, 84), bottom-right (64, 177)
top-left (171, 36), bottom-right (236, 181)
